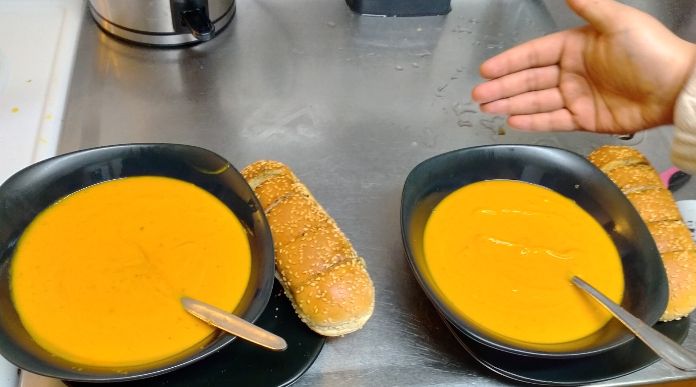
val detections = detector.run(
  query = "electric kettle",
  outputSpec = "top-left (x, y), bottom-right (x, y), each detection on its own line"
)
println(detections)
top-left (88, 0), bottom-right (235, 46)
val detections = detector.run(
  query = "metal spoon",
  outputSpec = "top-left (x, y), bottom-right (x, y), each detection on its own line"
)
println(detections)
top-left (181, 297), bottom-right (288, 351)
top-left (571, 276), bottom-right (696, 371)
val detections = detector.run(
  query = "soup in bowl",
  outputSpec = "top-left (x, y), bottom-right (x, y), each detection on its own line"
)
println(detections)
top-left (401, 145), bottom-right (668, 358)
top-left (0, 144), bottom-right (275, 381)
top-left (423, 179), bottom-right (625, 346)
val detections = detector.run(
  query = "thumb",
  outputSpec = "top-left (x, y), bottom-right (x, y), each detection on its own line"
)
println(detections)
top-left (566, 0), bottom-right (627, 33)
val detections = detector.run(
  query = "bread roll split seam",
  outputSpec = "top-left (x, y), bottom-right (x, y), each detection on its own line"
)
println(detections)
top-left (242, 161), bottom-right (375, 336)
top-left (589, 145), bottom-right (696, 321)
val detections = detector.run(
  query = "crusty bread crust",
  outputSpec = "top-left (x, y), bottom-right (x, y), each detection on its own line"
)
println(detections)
top-left (588, 145), bottom-right (648, 172)
top-left (606, 165), bottom-right (662, 194)
top-left (589, 145), bottom-right (696, 321)
top-left (626, 189), bottom-right (682, 223)
top-left (660, 250), bottom-right (696, 321)
top-left (242, 160), bottom-right (375, 336)
top-left (648, 220), bottom-right (695, 254)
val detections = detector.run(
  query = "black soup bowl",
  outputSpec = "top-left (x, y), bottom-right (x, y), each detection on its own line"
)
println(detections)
top-left (400, 145), bottom-right (668, 358)
top-left (0, 144), bottom-right (276, 382)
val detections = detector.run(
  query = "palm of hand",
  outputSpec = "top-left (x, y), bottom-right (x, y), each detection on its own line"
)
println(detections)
top-left (559, 28), bottom-right (676, 134)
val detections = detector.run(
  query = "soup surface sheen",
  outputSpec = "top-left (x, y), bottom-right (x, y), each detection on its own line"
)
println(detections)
top-left (11, 176), bottom-right (251, 367)
top-left (423, 180), bottom-right (624, 344)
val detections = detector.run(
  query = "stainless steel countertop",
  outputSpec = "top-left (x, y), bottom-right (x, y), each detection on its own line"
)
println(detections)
top-left (57, 0), bottom-right (696, 386)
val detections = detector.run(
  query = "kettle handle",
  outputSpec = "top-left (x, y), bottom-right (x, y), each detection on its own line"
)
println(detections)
top-left (182, 8), bottom-right (215, 41)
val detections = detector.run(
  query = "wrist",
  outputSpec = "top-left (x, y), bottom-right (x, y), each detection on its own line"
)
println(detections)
top-left (651, 40), bottom-right (696, 127)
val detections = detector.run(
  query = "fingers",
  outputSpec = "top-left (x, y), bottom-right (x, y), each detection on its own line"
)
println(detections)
top-left (566, 0), bottom-right (627, 33)
top-left (472, 65), bottom-right (560, 104)
top-left (508, 110), bottom-right (578, 132)
top-left (479, 32), bottom-right (566, 79)
top-left (480, 89), bottom-right (564, 116)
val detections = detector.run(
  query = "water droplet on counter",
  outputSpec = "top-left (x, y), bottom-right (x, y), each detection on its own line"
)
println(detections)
top-left (453, 25), bottom-right (472, 33)
top-left (411, 62), bottom-right (420, 68)
top-left (480, 116), bottom-right (506, 135)
top-left (457, 119), bottom-right (472, 127)
top-left (416, 27), bottom-right (422, 32)
top-left (452, 103), bottom-right (477, 116)
top-left (326, 21), bottom-right (336, 28)
top-left (395, 65), bottom-right (404, 71)
top-left (422, 128), bottom-right (436, 147)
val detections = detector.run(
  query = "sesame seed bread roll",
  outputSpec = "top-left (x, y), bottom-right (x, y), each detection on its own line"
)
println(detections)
top-left (606, 165), bottom-right (663, 194)
top-left (243, 161), bottom-right (295, 189)
top-left (589, 146), bottom-right (696, 321)
top-left (648, 221), bottom-right (695, 254)
top-left (242, 160), bottom-right (375, 336)
top-left (661, 250), bottom-right (696, 321)
top-left (253, 174), bottom-right (304, 209)
top-left (292, 258), bottom-right (374, 336)
top-left (277, 223), bottom-right (357, 287)
top-left (588, 145), bottom-right (648, 172)
top-left (266, 194), bottom-right (330, 248)
top-left (626, 189), bottom-right (682, 223)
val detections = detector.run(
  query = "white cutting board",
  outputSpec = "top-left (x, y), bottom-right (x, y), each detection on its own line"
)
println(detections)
top-left (0, 0), bottom-right (84, 184)
top-left (0, 356), bottom-right (16, 387)
top-left (0, 1), bottom-right (84, 386)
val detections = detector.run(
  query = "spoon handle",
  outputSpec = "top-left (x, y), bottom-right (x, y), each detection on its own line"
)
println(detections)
top-left (572, 276), bottom-right (696, 371)
top-left (182, 297), bottom-right (288, 351)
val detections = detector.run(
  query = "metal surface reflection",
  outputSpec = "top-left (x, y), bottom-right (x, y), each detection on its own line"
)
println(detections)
top-left (61, 0), bottom-right (696, 385)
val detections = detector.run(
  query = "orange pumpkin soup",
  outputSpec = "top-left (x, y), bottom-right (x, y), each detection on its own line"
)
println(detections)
top-left (423, 180), bottom-right (624, 344)
top-left (10, 176), bottom-right (251, 367)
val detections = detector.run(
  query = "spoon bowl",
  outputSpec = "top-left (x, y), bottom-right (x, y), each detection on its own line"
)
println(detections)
top-left (182, 297), bottom-right (287, 351)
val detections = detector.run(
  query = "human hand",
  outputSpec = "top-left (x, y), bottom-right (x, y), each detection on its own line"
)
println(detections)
top-left (471, 0), bottom-right (696, 134)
